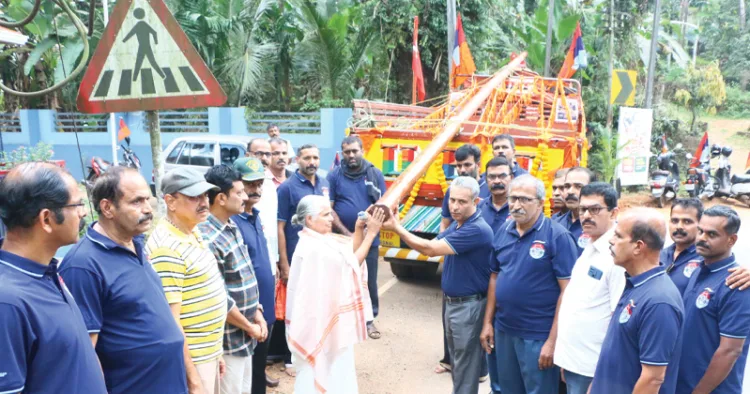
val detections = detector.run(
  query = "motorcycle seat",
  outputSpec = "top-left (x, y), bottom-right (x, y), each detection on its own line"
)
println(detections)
top-left (731, 174), bottom-right (750, 184)
top-left (652, 170), bottom-right (670, 176)
top-left (94, 157), bottom-right (111, 170)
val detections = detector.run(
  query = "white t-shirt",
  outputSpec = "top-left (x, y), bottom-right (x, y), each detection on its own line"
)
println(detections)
top-left (554, 226), bottom-right (626, 377)
top-left (256, 169), bottom-right (279, 275)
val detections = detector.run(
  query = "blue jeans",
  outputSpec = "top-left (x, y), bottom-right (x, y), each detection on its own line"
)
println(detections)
top-left (488, 349), bottom-right (502, 393)
top-left (563, 370), bottom-right (592, 394)
top-left (494, 328), bottom-right (559, 394)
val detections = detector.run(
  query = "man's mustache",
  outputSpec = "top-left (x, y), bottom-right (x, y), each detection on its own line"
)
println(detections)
top-left (197, 207), bottom-right (208, 213)
top-left (697, 241), bottom-right (710, 250)
top-left (491, 184), bottom-right (506, 190)
top-left (672, 229), bottom-right (688, 237)
top-left (138, 213), bottom-right (153, 224)
top-left (276, 160), bottom-right (287, 165)
top-left (248, 193), bottom-right (261, 198)
top-left (511, 208), bottom-right (525, 215)
top-left (583, 219), bottom-right (596, 226)
top-left (566, 195), bottom-right (579, 202)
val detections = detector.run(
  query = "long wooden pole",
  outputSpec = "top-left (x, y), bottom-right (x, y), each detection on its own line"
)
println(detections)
top-left (375, 53), bottom-right (528, 214)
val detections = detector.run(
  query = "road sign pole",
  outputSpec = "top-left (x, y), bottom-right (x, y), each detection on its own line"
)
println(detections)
top-left (102, 0), bottom-right (119, 165)
top-left (146, 110), bottom-right (165, 215)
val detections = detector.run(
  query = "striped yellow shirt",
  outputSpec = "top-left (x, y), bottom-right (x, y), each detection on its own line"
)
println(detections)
top-left (145, 218), bottom-right (229, 364)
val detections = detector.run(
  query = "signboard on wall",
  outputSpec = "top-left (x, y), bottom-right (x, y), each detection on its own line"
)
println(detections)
top-left (617, 107), bottom-right (653, 186)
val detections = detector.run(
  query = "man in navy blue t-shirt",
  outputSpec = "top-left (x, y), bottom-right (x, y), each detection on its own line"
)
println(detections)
top-left (385, 176), bottom-right (493, 394)
top-left (478, 157), bottom-right (513, 234)
top-left (677, 206), bottom-right (750, 393)
top-left (481, 175), bottom-right (577, 394)
top-left (556, 166), bottom-right (596, 255)
top-left (661, 198), bottom-right (704, 294)
top-left (440, 144), bottom-right (490, 232)
top-left (327, 135), bottom-right (386, 339)
top-left (491, 134), bottom-right (528, 178)
top-left (0, 163), bottom-right (108, 394)
top-left (550, 168), bottom-right (569, 221)
top-left (61, 167), bottom-right (188, 394)
top-left (590, 208), bottom-right (684, 394)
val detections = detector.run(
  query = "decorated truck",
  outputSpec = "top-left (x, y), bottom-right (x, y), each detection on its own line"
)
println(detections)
top-left (348, 54), bottom-right (589, 278)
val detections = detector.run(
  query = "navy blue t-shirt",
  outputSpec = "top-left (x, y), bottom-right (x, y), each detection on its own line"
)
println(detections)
top-left (492, 214), bottom-right (577, 340)
top-left (60, 227), bottom-right (187, 394)
top-left (555, 210), bottom-right (586, 255)
top-left (437, 210), bottom-right (494, 297)
top-left (677, 255), bottom-right (750, 394)
top-left (590, 266), bottom-right (684, 394)
top-left (478, 198), bottom-right (510, 233)
top-left (234, 209), bottom-right (276, 324)
top-left (660, 243), bottom-right (701, 295)
top-left (277, 171), bottom-right (330, 260)
top-left (511, 162), bottom-right (528, 178)
top-left (0, 244), bottom-right (108, 394)
top-left (326, 166), bottom-right (386, 246)
top-left (441, 177), bottom-right (490, 219)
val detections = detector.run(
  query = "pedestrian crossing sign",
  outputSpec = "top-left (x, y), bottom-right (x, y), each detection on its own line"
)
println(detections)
top-left (77, 0), bottom-right (226, 113)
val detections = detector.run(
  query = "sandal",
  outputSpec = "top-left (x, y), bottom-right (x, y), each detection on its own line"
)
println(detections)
top-left (367, 323), bottom-right (382, 340)
top-left (283, 363), bottom-right (296, 377)
top-left (434, 362), bottom-right (451, 374)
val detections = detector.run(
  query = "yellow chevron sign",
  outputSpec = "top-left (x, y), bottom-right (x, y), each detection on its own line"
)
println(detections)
top-left (611, 69), bottom-right (637, 106)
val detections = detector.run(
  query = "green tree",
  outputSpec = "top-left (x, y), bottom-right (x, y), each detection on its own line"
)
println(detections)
top-left (671, 62), bottom-right (727, 132)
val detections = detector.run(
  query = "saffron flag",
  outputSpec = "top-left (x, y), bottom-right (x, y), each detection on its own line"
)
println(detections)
top-left (558, 22), bottom-right (587, 79)
top-left (661, 135), bottom-right (669, 153)
top-left (412, 16), bottom-right (426, 103)
top-left (331, 151), bottom-right (341, 171)
top-left (691, 131), bottom-right (709, 168)
top-left (117, 118), bottom-right (131, 141)
top-left (451, 13), bottom-right (476, 89)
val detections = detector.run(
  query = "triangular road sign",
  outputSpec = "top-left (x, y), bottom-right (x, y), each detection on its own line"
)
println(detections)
top-left (77, 0), bottom-right (227, 113)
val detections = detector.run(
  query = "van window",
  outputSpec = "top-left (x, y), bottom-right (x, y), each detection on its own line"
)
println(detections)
top-left (220, 144), bottom-right (245, 166)
top-left (177, 143), bottom-right (215, 166)
top-left (166, 141), bottom-right (185, 164)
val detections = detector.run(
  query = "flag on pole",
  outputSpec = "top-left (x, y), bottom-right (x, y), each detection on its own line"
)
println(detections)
top-left (117, 118), bottom-right (131, 141)
top-left (412, 16), bottom-right (426, 103)
top-left (451, 13), bottom-right (476, 89)
top-left (691, 131), bottom-right (710, 168)
top-left (331, 151), bottom-right (341, 171)
top-left (661, 135), bottom-right (669, 153)
top-left (558, 22), bottom-right (587, 79)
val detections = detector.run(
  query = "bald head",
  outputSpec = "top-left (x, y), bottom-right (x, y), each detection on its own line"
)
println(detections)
top-left (623, 208), bottom-right (666, 252)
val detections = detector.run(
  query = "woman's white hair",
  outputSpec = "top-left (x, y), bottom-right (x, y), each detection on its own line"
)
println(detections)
top-left (291, 195), bottom-right (329, 227)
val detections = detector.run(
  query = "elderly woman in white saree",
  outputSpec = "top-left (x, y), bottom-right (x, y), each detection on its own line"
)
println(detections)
top-left (285, 195), bottom-right (385, 394)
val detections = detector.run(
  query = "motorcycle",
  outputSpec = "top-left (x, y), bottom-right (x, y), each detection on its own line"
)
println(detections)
top-left (685, 147), bottom-right (716, 199)
top-left (712, 145), bottom-right (750, 207)
top-left (650, 143), bottom-right (683, 208)
top-left (83, 137), bottom-right (142, 192)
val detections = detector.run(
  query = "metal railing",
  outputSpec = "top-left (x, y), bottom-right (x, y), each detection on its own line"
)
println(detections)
top-left (159, 110), bottom-right (209, 132)
top-left (0, 113), bottom-right (21, 133)
top-left (56, 112), bottom-right (108, 133)
top-left (246, 111), bottom-right (321, 134)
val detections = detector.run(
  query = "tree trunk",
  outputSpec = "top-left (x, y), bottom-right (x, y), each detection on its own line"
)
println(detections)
top-left (740, 0), bottom-right (746, 31)
top-left (147, 110), bottom-right (165, 216)
top-left (690, 107), bottom-right (697, 133)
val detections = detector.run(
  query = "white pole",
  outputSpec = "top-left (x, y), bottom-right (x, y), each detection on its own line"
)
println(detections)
top-left (693, 20), bottom-right (699, 66)
top-left (102, 0), bottom-right (119, 165)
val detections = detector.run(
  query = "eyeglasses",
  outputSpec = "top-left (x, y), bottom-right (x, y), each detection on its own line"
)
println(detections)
top-left (486, 174), bottom-right (510, 181)
top-left (509, 196), bottom-right (537, 204)
top-left (251, 151), bottom-right (272, 158)
top-left (579, 205), bottom-right (606, 216)
top-left (271, 151), bottom-right (286, 157)
top-left (62, 202), bottom-right (86, 210)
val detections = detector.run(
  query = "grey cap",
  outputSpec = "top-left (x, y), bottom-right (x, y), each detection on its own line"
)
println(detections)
top-left (161, 167), bottom-right (219, 197)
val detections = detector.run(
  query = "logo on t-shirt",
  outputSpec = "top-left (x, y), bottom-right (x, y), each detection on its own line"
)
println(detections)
top-left (696, 287), bottom-right (715, 309)
top-left (683, 261), bottom-right (701, 278)
top-left (529, 241), bottom-right (546, 259)
top-left (578, 234), bottom-right (591, 249)
top-left (619, 299), bottom-right (636, 323)
top-left (321, 187), bottom-right (330, 199)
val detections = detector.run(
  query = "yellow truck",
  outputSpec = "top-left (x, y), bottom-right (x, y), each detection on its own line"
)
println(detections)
top-left (349, 55), bottom-right (589, 277)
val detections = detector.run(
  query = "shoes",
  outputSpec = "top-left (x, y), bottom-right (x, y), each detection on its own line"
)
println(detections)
top-left (266, 375), bottom-right (280, 388)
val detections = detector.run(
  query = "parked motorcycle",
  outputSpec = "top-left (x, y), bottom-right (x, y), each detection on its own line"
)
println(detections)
top-left (712, 145), bottom-right (750, 206)
top-left (685, 148), bottom-right (715, 199)
top-left (83, 137), bottom-right (141, 192)
top-left (650, 143), bottom-right (683, 208)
